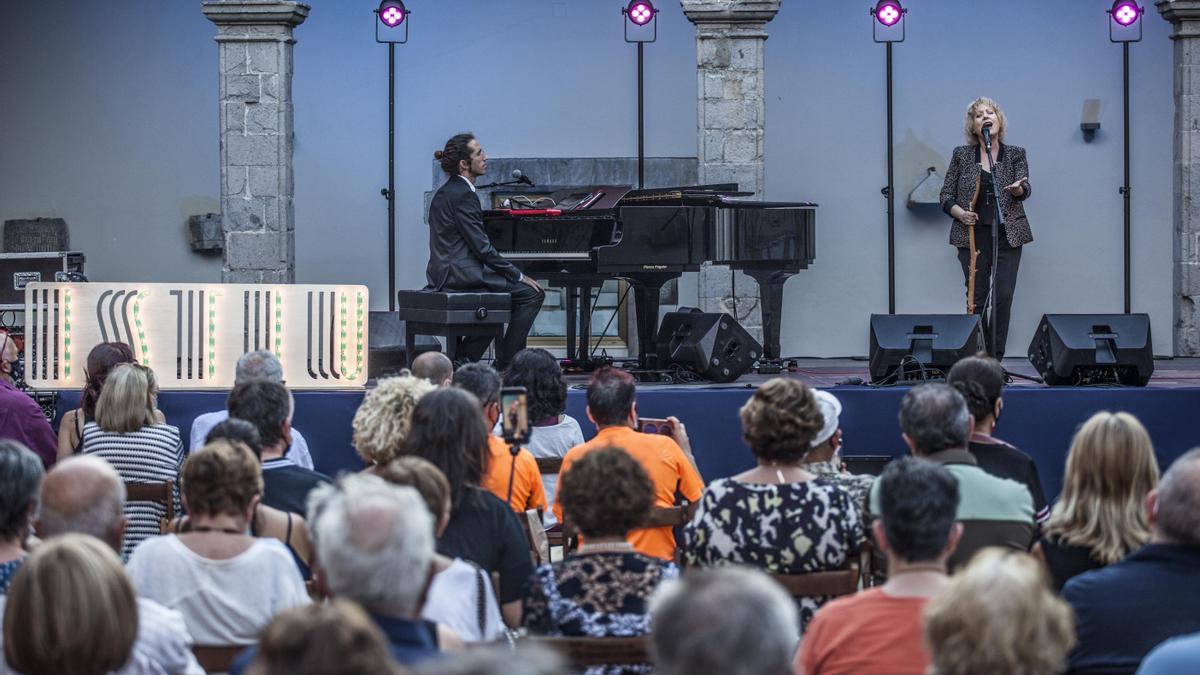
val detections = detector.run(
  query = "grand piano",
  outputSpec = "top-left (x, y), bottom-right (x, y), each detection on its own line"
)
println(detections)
top-left (483, 184), bottom-right (816, 369)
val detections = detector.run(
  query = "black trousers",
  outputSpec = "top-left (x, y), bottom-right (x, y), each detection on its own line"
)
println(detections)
top-left (458, 279), bottom-right (545, 368)
top-left (957, 232), bottom-right (1022, 359)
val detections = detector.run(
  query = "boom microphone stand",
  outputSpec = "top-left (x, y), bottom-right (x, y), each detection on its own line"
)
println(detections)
top-left (981, 127), bottom-right (1041, 384)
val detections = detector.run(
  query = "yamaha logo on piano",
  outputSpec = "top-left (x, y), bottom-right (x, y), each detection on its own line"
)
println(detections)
top-left (541, 238), bottom-right (558, 245)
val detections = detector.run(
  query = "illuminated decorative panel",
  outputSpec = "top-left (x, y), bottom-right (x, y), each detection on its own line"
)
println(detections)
top-left (24, 283), bottom-right (369, 390)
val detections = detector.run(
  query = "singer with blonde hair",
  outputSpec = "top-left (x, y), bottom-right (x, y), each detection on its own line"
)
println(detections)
top-left (938, 97), bottom-right (1032, 359)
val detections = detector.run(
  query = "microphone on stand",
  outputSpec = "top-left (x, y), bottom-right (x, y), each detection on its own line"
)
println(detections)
top-left (981, 122), bottom-right (993, 152)
top-left (512, 169), bottom-right (536, 187)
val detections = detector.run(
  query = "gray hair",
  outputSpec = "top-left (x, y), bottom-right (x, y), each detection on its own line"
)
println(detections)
top-left (899, 383), bottom-right (970, 454)
top-left (650, 566), bottom-right (798, 675)
top-left (1156, 448), bottom-right (1200, 547)
top-left (411, 645), bottom-right (567, 675)
top-left (0, 441), bottom-right (45, 540)
top-left (38, 456), bottom-right (126, 542)
top-left (308, 473), bottom-right (434, 616)
top-left (235, 350), bottom-right (284, 384)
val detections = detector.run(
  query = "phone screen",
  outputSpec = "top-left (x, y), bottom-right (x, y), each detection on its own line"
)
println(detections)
top-left (500, 387), bottom-right (531, 444)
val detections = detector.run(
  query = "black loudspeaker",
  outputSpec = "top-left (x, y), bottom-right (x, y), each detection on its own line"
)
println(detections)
top-left (655, 309), bottom-right (762, 383)
top-left (869, 314), bottom-right (985, 383)
top-left (368, 312), bottom-right (440, 379)
top-left (1027, 314), bottom-right (1153, 386)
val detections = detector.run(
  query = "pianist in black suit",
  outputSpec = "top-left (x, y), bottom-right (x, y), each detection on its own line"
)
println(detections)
top-left (426, 133), bottom-right (545, 368)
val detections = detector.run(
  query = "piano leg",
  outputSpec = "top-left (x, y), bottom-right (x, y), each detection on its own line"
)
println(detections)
top-left (565, 285), bottom-right (579, 362)
top-left (579, 283), bottom-right (595, 362)
top-left (745, 269), bottom-right (794, 361)
top-left (627, 274), bottom-right (678, 370)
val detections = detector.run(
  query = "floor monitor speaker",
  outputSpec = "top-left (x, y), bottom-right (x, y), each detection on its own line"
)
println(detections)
top-left (655, 309), bottom-right (761, 383)
top-left (1027, 313), bottom-right (1153, 386)
top-left (869, 314), bottom-right (985, 383)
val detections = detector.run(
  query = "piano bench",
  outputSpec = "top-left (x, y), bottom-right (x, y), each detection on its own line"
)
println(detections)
top-left (395, 290), bottom-right (512, 366)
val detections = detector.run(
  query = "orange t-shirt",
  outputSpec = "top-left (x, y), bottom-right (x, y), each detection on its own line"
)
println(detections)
top-left (482, 435), bottom-right (548, 514)
top-left (796, 587), bottom-right (931, 675)
top-left (552, 425), bottom-right (703, 560)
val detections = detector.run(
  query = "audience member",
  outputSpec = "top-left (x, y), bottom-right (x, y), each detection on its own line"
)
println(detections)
top-left (1135, 630), bottom-right (1200, 675)
top-left (57, 341), bottom-right (159, 460)
top-left (245, 600), bottom-right (406, 675)
top-left (453, 362), bottom-right (546, 513)
top-left (199, 419), bottom-right (314, 578)
top-left (1, 535), bottom-right (138, 675)
top-left (378, 456), bottom-right (503, 643)
top-left (684, 378), bottom-right (860, 628)
top-left (126, 441), bottom-right (309, 646)
top-left (501, 349), bottom-right (584, 525)
top-left (412, 644), bottom-right (566, 675)
top-left (1036, 411), bottom-right (1159, 590)
top-left (0, 330), bottom-right (56, 468)
top-left (798, 389), bottom-right (874, 523)
top-left (228, 379), bottom-right (331, 517)
top-left (524, 447), bottom-right (675, 673)
top-left (0, 441), bottom-right (43, 594)
top-left (353, 375), bottom-right (435, 472)
top-left (869, 383), bottom-right (1035, 570)
top-left (78, 363), bottom-right (182, 560)
top-left (924, 549), bottom-right (1075, 675)
top-left (947, 355), bottom-right (1048, 522)
top-left (797, 458), bottom-right (961, 675)
top-left (1063, 447), bottom-right (1200, 674)
top-left (403, 388), bottom-right (532, 629)
top-left (651, 566), bottom-right (799, 675)
top-left (556, 367), bottom-right (702, 560)
top-left (35, 455), bottom-right (203, 674)
top-left (189, 350), bottom-right (314, 468)
top-left (307, 474), bottom-right (441, 665)
top-left (412, 351), bottom-right (454, 387)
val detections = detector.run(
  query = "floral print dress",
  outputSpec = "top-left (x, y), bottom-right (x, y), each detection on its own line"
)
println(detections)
top-left (683, 477), bottom-right (862, 629)
top-left (523, 551), bottom-right (678, 675)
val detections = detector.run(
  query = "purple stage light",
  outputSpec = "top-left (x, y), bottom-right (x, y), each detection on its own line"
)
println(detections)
top-left (378, 0), bottom-right (406, 28)
top-left (1111, 1), bottom-right (1140, 26)
top-left (627, 0), bottom-right (655, 27)
top-left (875, 0), bottom-right (903, 27)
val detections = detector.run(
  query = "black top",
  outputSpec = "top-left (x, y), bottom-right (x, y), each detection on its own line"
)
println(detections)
top-left (1039, 534), bottom-right (1105, 591)
top-left (437, 486), bottom-right (534, 605)
top-left (967, 438), bottom-right (1048, 522)
top-left (260, 458), bottom-right (332, 518)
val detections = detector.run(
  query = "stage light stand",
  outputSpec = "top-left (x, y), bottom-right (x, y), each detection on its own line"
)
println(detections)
top-left (624, 0), bottom-right (658, 189)
top-left (376, 0), bottom-right (409, 311)
top-left (1109, 0), bottom-right (1142, 314)
top-left (872, 0), bottom-right (905, 314)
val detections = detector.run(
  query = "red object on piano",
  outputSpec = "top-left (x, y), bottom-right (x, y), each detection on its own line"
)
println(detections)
top-left (498, 208), bottom-right (562, 216)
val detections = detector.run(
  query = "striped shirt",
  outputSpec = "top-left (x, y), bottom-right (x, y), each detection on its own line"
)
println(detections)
top-left (82, 422), bottom-right (184, 560)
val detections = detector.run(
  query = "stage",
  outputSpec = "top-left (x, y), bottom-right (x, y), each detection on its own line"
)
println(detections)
top-left (50, 357), bottom-right (1200, 501)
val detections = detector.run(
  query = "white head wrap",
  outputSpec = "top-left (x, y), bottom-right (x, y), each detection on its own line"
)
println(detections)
top-left (810, 389), bottom-right (842, 448)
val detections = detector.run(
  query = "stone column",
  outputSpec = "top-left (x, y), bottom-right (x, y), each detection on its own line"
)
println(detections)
top-left (1159, 1), bottom-right (1200, 354)
top-left (202, 1), bottom-right (309, 283)
top-left (681, 0), bottom-right (781, 342)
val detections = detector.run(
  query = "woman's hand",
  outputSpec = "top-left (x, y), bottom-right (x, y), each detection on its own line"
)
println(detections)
top-left (958, 210), bottom-right (979, 226)
top-left (1003, 177), bottom-right (1027, 197)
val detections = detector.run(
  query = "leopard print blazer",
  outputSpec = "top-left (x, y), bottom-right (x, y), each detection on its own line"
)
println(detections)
top-left (939, 143), bottom-right (1033, 248)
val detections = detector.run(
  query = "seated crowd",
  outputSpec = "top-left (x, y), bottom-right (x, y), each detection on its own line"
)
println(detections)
top-left (0, 339), bottom-right (1197, 675)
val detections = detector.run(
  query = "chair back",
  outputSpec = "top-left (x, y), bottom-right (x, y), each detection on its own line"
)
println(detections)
top-left (535, 457), bottom-right (562, 475)
top-left (518, 508), bottom-right (550, 566)
top-left (125, 480), bottom-right (175, 533)
top-left (523, 635), bottom-right (651, 667)
top-left (192, 645), bottom-right (245, 673)
top-left (769, 562), bottom-right (861, 599)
